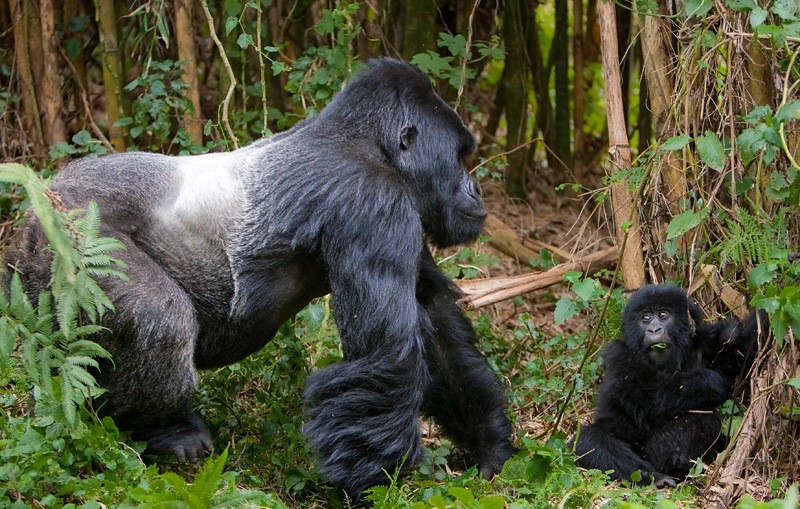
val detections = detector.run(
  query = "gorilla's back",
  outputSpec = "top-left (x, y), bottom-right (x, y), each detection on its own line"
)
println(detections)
top-left (8, 150), bottom-right (254, 318)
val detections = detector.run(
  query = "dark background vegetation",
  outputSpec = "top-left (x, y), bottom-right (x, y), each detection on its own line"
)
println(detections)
top-left (0, 0), bottom-right (799, 508)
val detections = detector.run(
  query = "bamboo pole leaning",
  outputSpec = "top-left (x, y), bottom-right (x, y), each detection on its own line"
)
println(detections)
top-left (596, 0), bottom-right (645, 290)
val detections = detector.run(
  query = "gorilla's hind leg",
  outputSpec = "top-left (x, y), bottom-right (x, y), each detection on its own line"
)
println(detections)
top-left (417, 263), bottom-right (515, 478)
top-left (96, 239), bottom-right (210, 462)
top-left (643, 411), bottom-right (724, 480)
top-left (572, 423), bottom-right (665, 485)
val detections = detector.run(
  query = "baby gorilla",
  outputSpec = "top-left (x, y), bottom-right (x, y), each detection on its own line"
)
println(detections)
top-left (572, 284), bottom-right (766, 487)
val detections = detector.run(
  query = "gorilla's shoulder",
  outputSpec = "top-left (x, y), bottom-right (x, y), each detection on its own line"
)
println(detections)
top-left (601, 340), bottom-right (641, 371)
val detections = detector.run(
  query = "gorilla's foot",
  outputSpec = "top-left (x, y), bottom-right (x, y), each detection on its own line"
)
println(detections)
top-left (137, 412), bottom-right (213, 462)
top-left (654, 473), bottom-right (678, 489)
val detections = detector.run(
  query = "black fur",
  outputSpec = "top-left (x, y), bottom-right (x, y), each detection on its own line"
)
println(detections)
top-left (3, 58), bottom-right (513, 497)
top-left (571, 284), bottom-right (767, 487)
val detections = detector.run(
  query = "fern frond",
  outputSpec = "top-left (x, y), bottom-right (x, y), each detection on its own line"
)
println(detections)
top-left (81, 237), bottom-right (126, 257)
top-left (74, 201), bottom-right (101, 234)
top-left (9, 273), bottom-right (36, 329)
top-left (194, 448), bottom-right (229, 503)
top-left (56, 285), bottom-right (81, 334)
top-left (0, 316), bottom-right (18, 358)
top-left (59, 373), bottom-right (77, 425)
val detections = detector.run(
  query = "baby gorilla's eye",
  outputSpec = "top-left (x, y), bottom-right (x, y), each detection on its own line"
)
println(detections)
top-left (658, 311), bottom-right (669, 321)
top-left (641, 313), bottom-right (652, 323)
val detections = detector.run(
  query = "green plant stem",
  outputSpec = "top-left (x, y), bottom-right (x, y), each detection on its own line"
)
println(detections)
top-left (199, 0), bottom-right (238, 149)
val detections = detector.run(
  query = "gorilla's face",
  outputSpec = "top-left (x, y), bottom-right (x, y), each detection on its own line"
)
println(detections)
top-left (622, 285), bottom-right (695, 371)
top-left (395, 91), bottom-right (487, 248)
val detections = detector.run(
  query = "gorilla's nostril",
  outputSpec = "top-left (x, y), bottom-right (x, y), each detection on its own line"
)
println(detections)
top-left (468, 179), bottom-right (482, 198)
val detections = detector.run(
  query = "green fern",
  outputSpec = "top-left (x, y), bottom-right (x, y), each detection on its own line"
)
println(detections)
top-left (0, 163), bottom-right (126, 426)
top-left (135, 449), bottom-right (279, 508)
top-left (709, 208), bottom-right (788, 266)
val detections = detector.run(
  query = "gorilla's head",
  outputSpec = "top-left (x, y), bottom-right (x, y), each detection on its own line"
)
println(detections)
top-left (622, 285), bottom-right (705, 370)
top-left (319, 58), bottom-right (487, 248)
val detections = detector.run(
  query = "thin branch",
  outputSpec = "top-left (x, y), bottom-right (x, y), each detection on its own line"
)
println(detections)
top-left (199, 0), bottom-right (239, 148)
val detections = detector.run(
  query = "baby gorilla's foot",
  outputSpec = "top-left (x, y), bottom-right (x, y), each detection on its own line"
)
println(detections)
top-left (654, 473), bottom-right (678, 489)
top-left (137, 412), bottom-right (213, 462)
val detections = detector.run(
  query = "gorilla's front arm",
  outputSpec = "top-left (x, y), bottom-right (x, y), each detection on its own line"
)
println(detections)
top-left (416, 249), bottom-right (516, 479)
top-left (302, 180), bottom-right (429, 495)
top-left (600, 342), bottom-right (729, 429)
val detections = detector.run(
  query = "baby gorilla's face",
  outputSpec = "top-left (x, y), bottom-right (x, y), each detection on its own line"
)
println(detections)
top-left (638, 308), bottom-right (681, 368)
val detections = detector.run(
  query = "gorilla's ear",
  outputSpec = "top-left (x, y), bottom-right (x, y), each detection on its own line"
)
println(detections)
top-left (400, 125), bottom-right (417, 150)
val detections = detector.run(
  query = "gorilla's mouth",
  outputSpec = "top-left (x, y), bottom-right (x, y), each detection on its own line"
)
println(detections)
top-left (458, 208), bottom-right (489, 221)
top-left (650, 342), bottom-right (668, 351)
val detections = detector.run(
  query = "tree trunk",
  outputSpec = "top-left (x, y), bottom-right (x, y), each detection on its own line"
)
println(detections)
top-left (38, 0), bottom-right (67, 147)
top-left (502, 0), bottom-right (530, 199)
top-left (640, 4), bottom-right (685, 215)
top-left (174, 0), bottom-right (204, 145)
top-left (95, 0), bottom-right (127, 151)
top-left (615, 0), bottom-right (632, 123)
top-left (597, 0), bottom-right (645, 290)
top-left (527, 9), bottom-right (557, 172)
top-left (553, 0), bottom-right (572, 171)
top-left (7, 0), bottom-right (44, 150)
top-left (573, 0), bottom-right (585, 181)
top-left (401, 0), bottom-right (437, 59)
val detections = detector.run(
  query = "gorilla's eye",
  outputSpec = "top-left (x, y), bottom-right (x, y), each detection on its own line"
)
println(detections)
top-left (658, 311), bottom-right (669, 321)
top-left (641, 313), bottom-right (652, 323)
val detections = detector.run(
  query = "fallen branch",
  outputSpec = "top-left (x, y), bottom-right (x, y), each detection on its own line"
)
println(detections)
top-left (484, 214), bottom-right (541, 264)
top-left (457, 246), bottom-right (618, 309)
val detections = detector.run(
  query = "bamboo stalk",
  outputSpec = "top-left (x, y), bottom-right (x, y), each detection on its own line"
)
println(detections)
top-left (94, 0), bottom-right (127, 151)
top-left (597, 0), bottom-right (645, 290)
top-left (174, 0), bottom-right (204, 146)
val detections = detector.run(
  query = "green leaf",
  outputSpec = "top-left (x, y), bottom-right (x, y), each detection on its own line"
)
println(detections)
top-left (479, 495), bottom-right (506, 509)
top-left (665, 208), bottom-right (709, 239)
top-left (749, 6), bottom-right (769, 27)
top-left (696, 131), bottom-right (726, 170)
top-left (661, 134), bottom-right (691, 151)
top-left (572, 278), bottom-right (599, 302)
top-left (224, 16), bottom-right (237, 36)
top-left (786, 377), bottom-right (800, 388)
top-left (113, 116), bottom-right (133, 127)
top-left (748, 263), bottom-right (778, 287)
top-left (776, 100), bottom-right (800, 122)
top-left (554, 296), bottom-right (585, 325)
top-left (449, 486), bottom-right (475, 504)
top-left (772, 0), bottom-right (800, 20)
top-left (726, 0), bottom-right (757, 11)
top-left (684, 0), bottom-right (714, 17)
top-left (236, 33), bottom-right (253, 49)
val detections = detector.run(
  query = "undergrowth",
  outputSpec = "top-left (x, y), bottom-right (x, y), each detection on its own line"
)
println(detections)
top-left (1, 161), bottom-right (798, 507)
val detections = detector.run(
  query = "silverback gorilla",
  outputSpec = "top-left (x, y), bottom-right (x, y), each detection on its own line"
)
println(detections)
top-left (572, 285), bottom-right (766, 487)
top-left (4, 59), bottom-right (515, 497)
